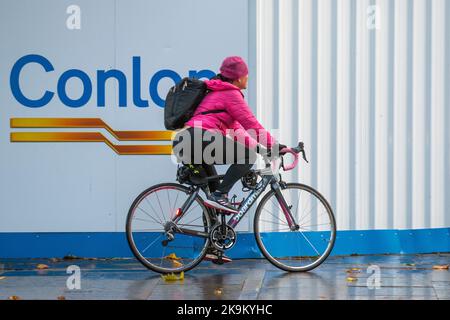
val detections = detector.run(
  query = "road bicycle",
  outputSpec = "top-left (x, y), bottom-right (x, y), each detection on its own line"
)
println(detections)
top-left (126, 142), bottom-right (336, 273)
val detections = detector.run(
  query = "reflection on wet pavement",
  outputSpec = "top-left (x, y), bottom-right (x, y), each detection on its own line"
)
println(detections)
top-left (0, 254), bottom-right (448, 300)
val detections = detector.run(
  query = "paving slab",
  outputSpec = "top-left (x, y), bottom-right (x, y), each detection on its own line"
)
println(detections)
top-left (0, 254), bottom-right (448, 300)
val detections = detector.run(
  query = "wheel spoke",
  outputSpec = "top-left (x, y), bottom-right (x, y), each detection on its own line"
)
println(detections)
top-left (167, 189), bottom-right (172, 219)
top-left (133, 228), bottom-right (165, 232)
top-left (154, 191), bottom-right (167, 222)
top-left (294, 189), bottom-right (302, 218)
top-left (259, 218), bottom-right (289, 227)
top-left (182, 202), bottom-right (200, 218)
top-left (297, 230), bottom-right (321, 256)
top-left (141, 234), bottom-right (163, 253)
top-left (260, 227), bottom-right (292, 232)
top-left (261, 206), bottom-right (289, 226)
top-left (298, 199), bottom-right (319, 225)
top-left (143, 196), bottom-right (164, 224)
top-left (176, 223), bottom-right (204, 228)
top-left (299, 222), bottom-right (331, 230)
top-left (127, 184), bottom-right (211, 273)
top-left (300, 208), bottom-right (328, 228)
top-left (256, 184), bottom-right (335, 271)
top-left (136, 207), bottom-right (163, 226)
top-left (180, 214), bottom-right (202, 227)
top-left (160, 245), bottom-right (167, 267)
top-left (132, 217), bottom-right (156, 224)
top-left (171, 192), bottom-right (181, 219)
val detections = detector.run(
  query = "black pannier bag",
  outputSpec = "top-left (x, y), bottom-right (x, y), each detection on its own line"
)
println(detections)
top-left (164, 77), bottom-right (208, 130)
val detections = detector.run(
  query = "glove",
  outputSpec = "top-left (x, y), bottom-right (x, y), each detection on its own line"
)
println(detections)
top-left (277, 143), bottom-right (288, 154)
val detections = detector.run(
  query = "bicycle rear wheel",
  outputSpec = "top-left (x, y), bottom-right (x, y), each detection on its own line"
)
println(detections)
top-left (254, 183), bottom-right (336, 272)
top-left (126, 183), bottom-right (211, 274)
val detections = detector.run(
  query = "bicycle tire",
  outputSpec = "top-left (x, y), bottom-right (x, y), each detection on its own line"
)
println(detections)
top-left (126, 183), bottom-right (212, 274)
top-left (254, 183), bottom-right (336, 272)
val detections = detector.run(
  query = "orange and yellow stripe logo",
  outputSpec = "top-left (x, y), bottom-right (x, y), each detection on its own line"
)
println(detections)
top-left (10, 118), bottom-right (174, 155)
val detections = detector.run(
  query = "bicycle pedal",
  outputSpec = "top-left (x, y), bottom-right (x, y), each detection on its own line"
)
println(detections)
top-left (211, 258), bottom-right (225, 265)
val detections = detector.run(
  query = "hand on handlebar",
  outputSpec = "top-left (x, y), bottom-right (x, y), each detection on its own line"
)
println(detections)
top-left (273, 143), bottom-right (287, 156)
top-left (279, 142), bottom-right (309, 171)
top-left (257, 141), bottom-right (308, 171)
top-left (290, 142), bottom-right (309, 163)
top-left (256, 143), bottom-right (286, 159)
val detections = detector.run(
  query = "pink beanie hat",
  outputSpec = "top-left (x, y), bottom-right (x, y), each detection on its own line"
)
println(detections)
top-left (219, 56), bottom-right (248, 80)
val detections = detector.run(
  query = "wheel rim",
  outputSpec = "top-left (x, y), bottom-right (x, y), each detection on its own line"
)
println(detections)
top-left (128, 185), bottom-right (210, 272)
top-left (256, 184), bottom-right (336, 271)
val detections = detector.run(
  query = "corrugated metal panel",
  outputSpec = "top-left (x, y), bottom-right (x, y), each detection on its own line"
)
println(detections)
top-left (255, 0), bottom-right (449, 231)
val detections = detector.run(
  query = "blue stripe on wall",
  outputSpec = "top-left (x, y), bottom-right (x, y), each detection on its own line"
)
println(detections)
top-left (0, 228), bottom-right (448, 259)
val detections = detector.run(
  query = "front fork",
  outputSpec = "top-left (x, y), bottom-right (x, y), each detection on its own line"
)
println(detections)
top-left (271, 181), bottom-right (299, 231)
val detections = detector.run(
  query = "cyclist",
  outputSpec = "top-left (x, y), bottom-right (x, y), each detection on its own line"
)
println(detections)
top-left (172, 56), bottom-right (285, 262)
top-left (173, 56), bottom-right (285, 210)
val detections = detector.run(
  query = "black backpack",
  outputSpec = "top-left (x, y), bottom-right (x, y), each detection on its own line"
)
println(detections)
top-left (164, 77), bottom-right (224, 130)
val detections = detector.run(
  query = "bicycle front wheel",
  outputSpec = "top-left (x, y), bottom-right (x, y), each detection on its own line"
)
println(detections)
top-left (254, 183), bottom-right (336, 272)
top-left (126, 183), bottom-right (211, 274)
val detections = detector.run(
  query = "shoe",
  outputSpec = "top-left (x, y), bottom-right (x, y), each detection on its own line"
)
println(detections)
top-left (204, 192), bottom-right (238, 214)
top-left (204, 248), bottom-right (232, 264)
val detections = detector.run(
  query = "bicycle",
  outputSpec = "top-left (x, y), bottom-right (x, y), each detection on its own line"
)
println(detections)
top-left (126, 142), bottom-right (336, 273)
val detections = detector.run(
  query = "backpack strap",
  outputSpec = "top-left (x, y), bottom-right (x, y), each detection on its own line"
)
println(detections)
top-left (200, 109), bottom-right (226, 115)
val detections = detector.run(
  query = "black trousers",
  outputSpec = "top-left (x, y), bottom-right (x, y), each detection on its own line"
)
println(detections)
top-left (172, 127), bottom-right (257, 193)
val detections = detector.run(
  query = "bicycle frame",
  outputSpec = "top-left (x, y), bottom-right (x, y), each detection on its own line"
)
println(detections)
top-left (170, 171), bottom-right (299, 239)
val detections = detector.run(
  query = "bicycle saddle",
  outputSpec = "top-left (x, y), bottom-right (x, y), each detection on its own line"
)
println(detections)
top-left (176, 164), bottom-right (209, 185)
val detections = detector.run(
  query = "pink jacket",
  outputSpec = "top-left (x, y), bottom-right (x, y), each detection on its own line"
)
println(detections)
top-left (185, 79), bottom-right (275, 149)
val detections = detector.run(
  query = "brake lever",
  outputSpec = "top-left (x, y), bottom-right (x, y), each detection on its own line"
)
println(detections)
top-left (293, 142), bottom-right (309, 163)
top-left (301, 149), bottom-right (309, 163)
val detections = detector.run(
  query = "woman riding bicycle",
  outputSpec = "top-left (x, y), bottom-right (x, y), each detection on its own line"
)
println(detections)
top-left (127, 57), bottom-right (335, 271)
top-left (172, 56), bottom-right (286, 214)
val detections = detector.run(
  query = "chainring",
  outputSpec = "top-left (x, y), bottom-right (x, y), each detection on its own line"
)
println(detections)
top-left (210, 224), bottom-right (237, 250)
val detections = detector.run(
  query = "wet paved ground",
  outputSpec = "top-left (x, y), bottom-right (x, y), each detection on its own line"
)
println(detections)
top-left (0, 254), bottom-right (449, 300)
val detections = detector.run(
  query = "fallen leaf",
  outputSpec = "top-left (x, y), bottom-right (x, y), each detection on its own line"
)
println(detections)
top-left (57, 296), bottom-right (66, 300)
top-left (171, 260), bottom-right (183, 268)
top-left (346, 268), bottom-right (361, 273)
top-left (49, 258), bottom-right (59, 263)
top-left (405, 263), bottom-right (416, 266)
top-left (36, 264), bottom-right (49, 270)
top-left (214, 288), bottom-right (223, 295)
top-left (161, 271), bottom-right (184, 282)
top-left (346, 277), bottom-right (358, 282)
top-left (9, 296), bottom-right (21, 300)
top-left (164, 253), bottom-right (182, 261)
top-left (0, 276), bottom-right (6, 280)
top-left (432, 265), bottom-right (449, 270)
